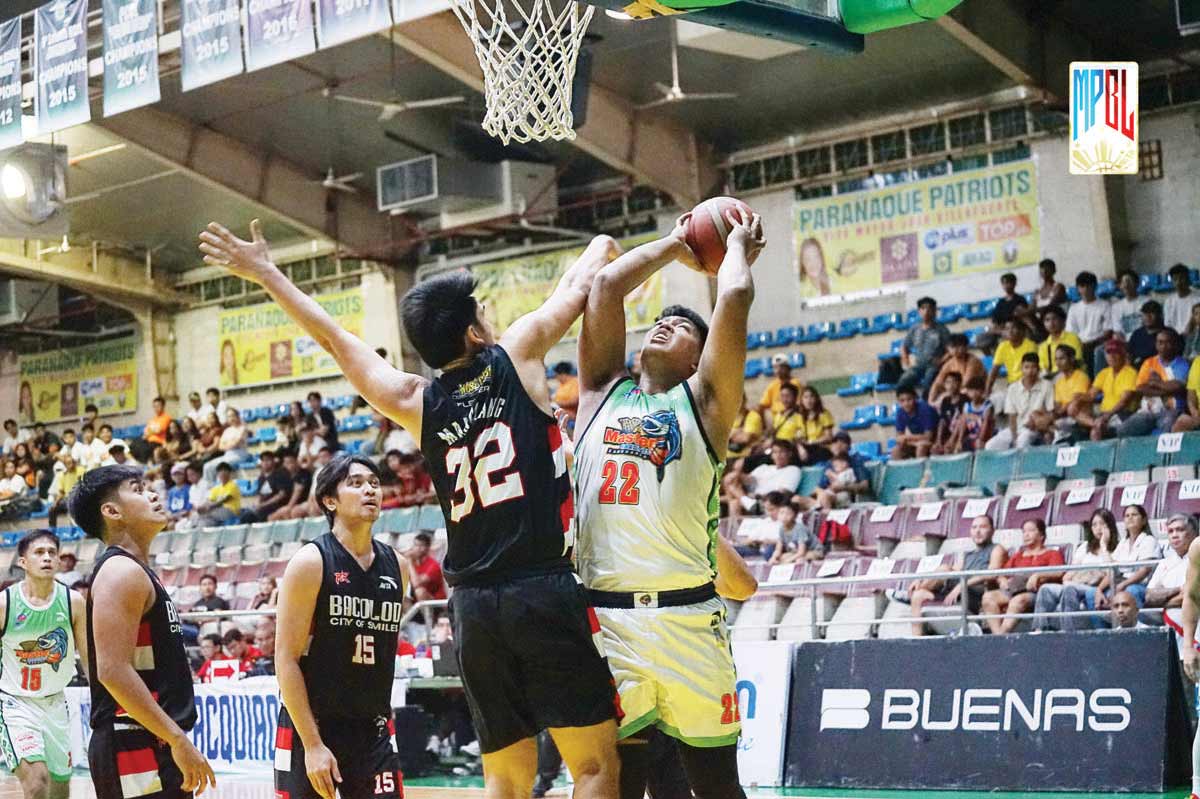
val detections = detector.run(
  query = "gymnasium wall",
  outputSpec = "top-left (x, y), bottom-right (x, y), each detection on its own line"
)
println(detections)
top-left (1120, 106), bottom-right (1200, 270)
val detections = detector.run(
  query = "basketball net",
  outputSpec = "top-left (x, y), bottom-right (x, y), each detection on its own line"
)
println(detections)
top-left (447, 0), bottom-right (594, 144)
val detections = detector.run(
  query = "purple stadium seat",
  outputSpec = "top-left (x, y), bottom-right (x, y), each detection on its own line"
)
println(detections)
top-left (1106, 482), bottom-right (1159, 519)
top-left (1053, 485), bottom-right (1105, 526)
top-left (1160, 479), bottom-right (1200, 518)
top-left (1002, 490), bottom-right (1053, 530)
top-left (860, 505), bottom-right (903, 544)
top-left (947, 497), bottom-right (1003, 537)
top-left (899, 501), bottom-right (951, 540)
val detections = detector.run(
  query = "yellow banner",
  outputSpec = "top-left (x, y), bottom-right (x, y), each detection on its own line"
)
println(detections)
top-left (793, 161), bottom-right (1040, 298)
top-left (18, 339), bottom-right (139, 424)
top-left (216, 288), bottom-right (364, 387)
top-left (469, 233), bottom-right (664, 339)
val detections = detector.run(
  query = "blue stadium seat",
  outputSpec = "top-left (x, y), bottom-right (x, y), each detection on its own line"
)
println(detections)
top-left (345, 440), bottom-right (365, 455)
top-left (938, 304), bottom-right (967, 324)
top-left (971, 449), bottom-right (1018, 490)
top-left (878, 459), bottom-right (927, 506)
top-left (1097, 279), bottom-right (1117, 299)
top-left (1152, 273), bottom-right (1173, 293)
top-left (851, 441), bottom-right (882, 460)
top-left (837, 372), bottom-right (877, 398)
top-left (775, 326), bottom-right (799, 346)
top-left (799, 321), bottom-right (835, 343)
top-left (798, 466), bottom-right (824, 496)
top-left (1172, 432), bottom-right (1200, 466)
top-left (1016, 446), bottom-right (1062, 480)
top-left (246, 430), bottom-right (259, 445)
top-left (865, 313), bottom-right (900, 335)
top-left (274, 403), bottom-right (289, 419)
top-left (417, 505), bottom-right (446, 530)
top-left (965, 298), bottom-right (999, 320)
top-left (746, 331), bottom-right (769, 350)
top-left (893, 310), bottom-right (920, 331)
top-left (874, 404), bottom-right (897, 427)
top-left (788, 352), bottom-right (806, 369)
top-left (258, 428), bottom-right (277, 443)
top-left (877, 339), bottom-right (903, 361)
top-left (1115, 434), bottom-right (1166, 472)
top-left (841, 405), bottom-right (875, 431)
top-left (828, 318), bottom-right (868, 340)
top-left (928, 453), bottom-right (972, 487)
top-left (241, 409), bottom-right (255, 423)
top-left (744, 359), bottom-right (764, 379)
top-left (237, 479), bottom-right (257, 496)
top-left (1066, 285), bottom-right (1081, 303)
top-left (1063, 439), bottom-right (1116, 480)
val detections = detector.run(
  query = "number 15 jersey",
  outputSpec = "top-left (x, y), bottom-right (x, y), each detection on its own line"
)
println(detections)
top-left (420, 345), bottom-right (574, 588)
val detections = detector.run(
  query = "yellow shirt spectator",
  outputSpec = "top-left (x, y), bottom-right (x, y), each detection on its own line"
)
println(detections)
top-left (735, 408), bottom-right (763, 438)
top-left (1093, 365), bottom-right (1139, 413)
top-left (773, 410), bottom-right (803, 442)
top-left (1038, 332), bottom-right (1084, 373)
top-left (1053, 369), bottom-right (1091, 407)
top-left (797, 410), bottom-right (835, 443)
top-left (994, 338), bottom-right (1038, 383)
top-left (758, 377), bottom-right (802, 416)
top-left (208, 480), bottom-right (242, 514)
top-left (1187, 357), bottom-right (1200, 397)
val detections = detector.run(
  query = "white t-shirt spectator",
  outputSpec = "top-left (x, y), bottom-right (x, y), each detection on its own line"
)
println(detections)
top-left (1112, 531), bottom-right (1159, 580)
top-left (69, 440), bottom-right (89, 465)
top-left (1109, 297), bottom-right (1143, 338)
top-left (1163, 293), bottom-right (1197, 335)
top-left (748, 464), bottom-right (802, 496)
top-left (298, 436), bottom-right (327, 464)
top-left (196, 402), bottom-right (229, 425)
top-left (382, 428), bottom-right (418, 455)
top-left (1147, 549), bottom-right (1187, 594)
top-left (91, 437), bottom-right (126, 466)
top-left (2, 429), bottom-right (30, 455)
top-left (0, 475), bottom-right (27, 497)
top-left (1003, 378), bottom-right (1054, 428)
top-left (1066, 299), bottom-right (1112, 342)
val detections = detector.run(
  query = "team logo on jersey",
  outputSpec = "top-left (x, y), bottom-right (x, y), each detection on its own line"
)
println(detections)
top-left (14, 627), bottom-right (68, 671)
top-left (452, 366), bottom-right (493, 404)
top-left (334, 571), bottom-right (350, 585)
top-left (379, 576), bottom-right (398, 590)
top-left (13, 612), bottom-right (27, 627)
top-left (602, 410), bottom-right (682, 482)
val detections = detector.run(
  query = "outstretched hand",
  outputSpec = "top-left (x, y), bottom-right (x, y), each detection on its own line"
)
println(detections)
top-left (669, 212), bottom-right (704, 273)
top-left (198, 220), bottom-right (278, 286)
top-left (725, 208), bottom-right (765, 265)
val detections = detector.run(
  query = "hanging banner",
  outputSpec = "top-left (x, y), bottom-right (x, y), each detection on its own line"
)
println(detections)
top-left (465, 233), bottom-right (663, 339)
top-left (34, 0), bottom-right (91, 134)
top-left (316, 0), bottom-right (392, 49)
top-left (180, 0), bottom-right (245, 91)
top-left (102, 0), bottom-right (161, 117)
top-left (0, 18), bottom-right (23, 152)
top-left (245, 0), bottom-right (316, 72)
top-left (793, 160), bottom-right (1041, 298)
top-left (217, 287), bottom-right (364, 388)
top-left (17, 339), bottom-right (139, 424)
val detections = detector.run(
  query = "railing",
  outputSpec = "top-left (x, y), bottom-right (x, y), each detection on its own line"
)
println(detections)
top-left (181, 599), bottom-right (449, 645)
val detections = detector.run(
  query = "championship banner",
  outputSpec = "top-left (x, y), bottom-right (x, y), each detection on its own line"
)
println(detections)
top-left (0, 18), bottom-right (23, 152)
top-left (180, 0), bottom-right (245, 92)
top-left (217, 287), bottom-right (363, 388)
top-left (34, 0), bottom-right (91, 134)
top-left (102, 0), bottom-right (161, 117)
top-left (245, 0), bottom-right (316, 73)
top-left (316, 0), bottom-right (393, 49)
top-left (17, 339), bottom-right (139, 424)
top-left (793, 160), bottom-right (1040, 298)
top-left (467, 233), bottom-right (663, 339)
top-left (733, 641), bottom-right (793, 787)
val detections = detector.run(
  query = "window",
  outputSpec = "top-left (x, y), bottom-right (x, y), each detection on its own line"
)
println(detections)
top-left (763, 155), bottom-right (794, 185)
top-left (909, 123), bottom-right (946, 156)
top-left (871, 131), bottom-right (906, 164)
top-left (796, 184), bottom-right (832, 200)
top-left (951, 154), bottom-right (989, 173)
top-left (731, 162), bottom-right (763, 192)
top-left (834, 139), bottom-right (868, 171)
top-left (914, 161), bottom-right (949, 180)
top-left (1139, 139), bottom-right (1164, 181)
top-left (991, 143), bottom-right (1030, 165)
top-left (988, 106), bottom-right (1028, 140)
top-left (796, 146), bottom-right (832, 178)
top-left (948, 114), bottom-right (986, 149)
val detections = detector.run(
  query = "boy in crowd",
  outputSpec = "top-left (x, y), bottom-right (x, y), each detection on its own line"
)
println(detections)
top-left (985, 320), bottom-right (1036, 397)
top-left (1109, 270), bottom-right (1144, 339)
top-left (1129, 300), bottom-right (1164, 366)
top-left (1047, 344), bottom-right (1091, 443)
top-left (891, 386), bottom-right (938, 460)
top-left (896, 296), bottom-right (949, 394)
top-left (985, 353), bottom-right (1053, 451)
top-left (194, 462), bottom-right (240, 527)
top-left (1164, 263), bottom-right (1195, 334)
top-left (1037, 305), bottom-right (1082, 376)
top-left (1079, 338), bottom-right (1141, 440)
top-left (931, 371), bottom-right (966, 455)
top-left (1065, 271), bottom-right (1112, 377)
top-left (928, 334), bottom-right (985, 405)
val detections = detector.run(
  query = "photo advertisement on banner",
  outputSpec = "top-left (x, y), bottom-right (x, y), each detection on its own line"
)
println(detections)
top-left (180, 0), bottom-right (245, 92)
top-left (245, 0), bottom-right (316, 73)
top-left (17, 339), bottom-right (139, 425)
top-left (0, 18), bottom-right (21, 151)
top-left (102, 0), bottom-right (161, 117)
top-left (315, 0), bottom-right (392, 49)
top-left (793, 161), bottom-right (1040, 298)
top-left (35, 0), bottom-right (91, 135)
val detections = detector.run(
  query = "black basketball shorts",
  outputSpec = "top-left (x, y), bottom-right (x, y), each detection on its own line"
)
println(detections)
top-left (275, 707), bottom-right (403, 799)
top-left (450, 570), bottom-right (621, 754)
top-left (90, 724), bottom-right (189, 799)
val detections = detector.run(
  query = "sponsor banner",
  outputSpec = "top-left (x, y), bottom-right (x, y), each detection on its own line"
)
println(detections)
top-left (0, 18), bottom-right (23, 151)
top-left (467, 233), bottom-right (663, 339)
top-left (1070, 61), bottom-right (1138, 175)
top-left (217, 287), bottom-right (363, 387)
top-left (34, 0), bottom-right (91, 134)
top-left (102, 0), bottom-right (161, 117)
top-left (793, 160), bottom-right (1040, 298)
top-left (316, 0), bottom-right (393, 49)
top-left (245, 0), bottom-right (316, 72)
top-left (786, 629), bottom-right (1191, 792)
top-left (180, 0), bottom-right (244, 92)
top-left (18, 339), bottom-right (139, 424)
top-left (732, 641), bottom-right (792, 786)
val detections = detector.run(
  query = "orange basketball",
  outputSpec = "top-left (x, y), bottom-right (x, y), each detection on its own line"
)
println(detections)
top-left (685, 196), bottom-right (756, 275)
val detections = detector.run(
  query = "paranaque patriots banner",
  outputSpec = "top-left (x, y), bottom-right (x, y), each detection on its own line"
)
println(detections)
top-left (35, 0), bottom-right (91, 134)
top-left (17, 339), bottom-right (139, 424)
top-left (315, 0), bottom-right (392, 49)
top-left (0, 18), bottom-right (23, 151)
top-left (180, 0), bottom-right (244, 91)
top-left (245, 0), bottom-right (316, 72)
top-left (102, 0), bottom-right (161, 117)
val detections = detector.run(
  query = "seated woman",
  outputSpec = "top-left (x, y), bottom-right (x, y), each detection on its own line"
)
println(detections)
top-left (1033, 508), bottom-right (1117, 631)
top-left (793, 387), bottom-right (835, 465)
top-left (981, 519), bottom-right (1065, 634)
top-left (1095, 503), bottom-right (1159, 608)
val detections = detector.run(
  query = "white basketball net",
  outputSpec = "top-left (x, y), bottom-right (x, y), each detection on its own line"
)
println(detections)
top-left (448, 0), bottom-right (595, 144)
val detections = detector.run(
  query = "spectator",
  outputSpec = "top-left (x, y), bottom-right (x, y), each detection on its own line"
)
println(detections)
top-left (194, 414), bottom-right (223, 463)
top-left (980, 272), bottom-right (1029, 351)
top-left (164, 462), bottom-right (193, 527)
top-left (761, 383), bottom-right (801, 454)
top-left (200, 387), bottom-right (229, 425)
top-left (767, 501), bottom-right (820, 563)
top-left (1048, 345), bottom-right (1091, 443)
top-left (144, 396), bottom-right (172, 446)
top-left (1065, 271), bottom-right (1112, 375)
top-left (1120, 328), bottom-right (1190, 437)
top-left (162, 419), bottom-right (194, 462)
top-left (1033, 508), bottom-right (1117, 631)
top-left (195, 461), bottom-right (241, 526)
top-left (728, 393), bottom-right (764, 456)
top-left (1033, 258), bottom-right (1068, 310)
top-left (1144, 513), bottom-right (1198, 608)
top-left (1036, 305), bottom-right (1083, 376)
top-left (185, 390), bottom-right (207, 426)
top-left (985, 353), bottom-right (1054, 451)
top-left (1128, 300), bottom-right (1164, 366)
top-left (986, 320), bottom-right (1037, 396)
top-left (794, 387), bottom-right (835, 465)
top-left (1095, 504), bottom-right (1158, 608)
top-left (2, 419), bottom-right (29, 455)
top-left (307, 391), bottom-right (340, 452)
top-left (906, 514), bottom-right (1006, 636)
top-left (184, 461), bottom-right (208, 513)
top-left (725, 440), bottom-right (802, 516)
top-left (270, 451), bottom-right (313, 521)
top-left (240, 450), bottom-right (293, 523)
top-left (949, 376), bottom-right (994, 453)
top-left (300, 447), bottom-right (335, 518)
top-left (929, 334), bottom-right (986, 405)
top-left (369, 413), bottom-right (417, 457)
top-left (1177, 348), bottom-right (1200, 433)
top-left (733, 491), bottom-right (791, 557)
top-left (551, 361), bottom-right (580, 416)
top-left (30, 422), bottom-right (60, 452)
top-left (822, 455), bottom-right (859, 510)
top-left (222, 627), bottom-right (263, 674)
top-left (46, 453), bottom-right (85, 527)
top-left (245, 618), bottom-right (276, 677)
top-left (408, 532), bottom-right (448, 601)
top-left (81, 403), bottom-right (100, 430)
top-left (811, 432), bottom-right (870, 510)
top-left (203, 407), bottom-right (250, 483)
top-left (1079, 338), bottom-right (1140, 440)
top-left (91, 424), bottom-right (126, 468)
top-left (56, 551), bottom-right (83, 587)
top-left (980, 519), bottom-right (1065, 634)
top-left (251, 576), bottom-right (278, 609)
top-left (194, 633), bottom-right (225, 683)
top-left (0, 460), bottom-right (27, 500)
top-left (892, 385), bottom-right (938, 460)
top-left (931, 371), bottom-right (966, 455)
top-left (896, 296), bottom-right (950, 394)
top-left (61, 428), bottom-right (84, 464)
top-left (1109, 270), bottom-right (1144, 340)
top-left (381, 451), bottom-right (435, 509)
top-left (193, 574), bottom-right (230, 613)
top-left (101, 443), bottom-right (138, 469)
top-left (1163, 262), bottom-right (1195, 334)
top-left (757, 355), bottom-right (801, 426)
top-left (1110, 591), bottom-right (1147, 629)
top-left (1185, 302), bottom-right (1200, 360)
top-left (75, 424), bottom-right (100, 470)
top-left (296, 419), bottom-right (327, 470)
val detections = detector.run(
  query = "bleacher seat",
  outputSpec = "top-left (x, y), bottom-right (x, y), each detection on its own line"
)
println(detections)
top-left (243, 543), bottom-right (271, 561)
top-left (865, 313), bottom-right (900, 335)
top-left (877, 339), bottom-right (903, 361)
top-left (1063, 440), bottom-right (1116, 480)
top-left (940, 536), bottom-right (977, 556)
top-left (776, 326), bottom-right (799, 346)
top-left (851, 441), bottom-right (882, 461)
top-left (264, 559), bottom-right (288, 579)
top-left (796, 322), bottom-right (834, 343)
top-left (278, 541), bottom-right (304, 559)
top-left (731, 595), bottom-right (790, 642)
top-left (874, 404), bottom-right (897, 427)
top-left (1107, 482), bottom-right (1158, 518)
top-left (218, 546), bottom-right (243, 563)
top-left (237, 479), bottom-right (256, 496)
top-left (828, 318), bottom-right (868, 340)
top-left (1154, 464), bottom-right (1196, 483)
top-left (837, 372), bottom-right (876, 398)
top-left (825, 559), bottom-right (885, 641)
top-left (797, 466), bottom-right (824, 497)
top-left (899, 501), bottom-right (950, 541)
top-left (841, 405), bottom-right (875, 431)
top-left (776, 593), bottom-right (822, 642)
top-left (1115, 436), bottom-right (1166, 472)
top-left (788, 352), bottom-right (806, 369)
top-left (859, 506), bottom-right (902, 552)
top-left (1015, 446), bottom-right (1062, 480)
top-left (965, 298), bottom-right (999, 320)
top-left (746, 331), bottom-right (768, 351)
top-left (968, 449), bottom-right (1014, 490)
top-left (299, 517), bottom-right (328, 540)
top-left (947, 497), bottom-right (1002, 537)
top-left (218, 525), bottom-right (248, 549)
top-left (263, 520), bottom-right (293, 545)
top-left (241, 409), bottom-right (255, 423)
top-left (938, 304), bottom-right (968, 324)
top-left (894, 310), bottom-right (920, 331)
top-left (1054, 485), bottom-right (1104, 526)
top-left (1160, 479), bottom-right (1200, 518)
top-left (258, 428), bottom-right (278, 444)
top-left (928, 453), bottom-right (971, 487)
top-left (417, 505), bottom-right (446, 530)
top-left (1173, 432), bottom-right (1200, 465)
top-left (1002, 490), bottom-right (1052, 530)
top-left (877, 459), bottom-right (926, 506)
top-left (1046, 524), bottom-right (1082, 547)
top-left (994, 528), bottom-right (1023, 551)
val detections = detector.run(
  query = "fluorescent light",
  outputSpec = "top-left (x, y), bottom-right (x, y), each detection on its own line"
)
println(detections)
top-left (1, 164), bottom-right (27, 200)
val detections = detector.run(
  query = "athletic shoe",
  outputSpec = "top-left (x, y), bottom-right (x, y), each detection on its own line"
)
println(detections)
top-left (461, 739), bottom-right (481, 757)
top-left (532, 775), bottom-right (556, 798)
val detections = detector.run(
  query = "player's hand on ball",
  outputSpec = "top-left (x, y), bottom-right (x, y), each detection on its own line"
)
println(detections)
top-left (306, 742), bottom-right (343, 799)
top-left (170, 733), bottom-right (216, 795)
top-left (724, 208), bottom-right (765, 265)
top-left (199, 219), bottom-right (279, 285)
top-left (669, 213), bottom-right (704, 273)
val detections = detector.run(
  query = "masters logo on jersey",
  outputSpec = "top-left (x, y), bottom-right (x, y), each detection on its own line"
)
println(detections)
top-left (14, 628), bottom-right (68, 671)
top-left (1069, 61), bottom-right (1138, 175)
top-left (603, 410), bottom-right (682, 481)
top-left (452, 365), bottom-right (493, 403)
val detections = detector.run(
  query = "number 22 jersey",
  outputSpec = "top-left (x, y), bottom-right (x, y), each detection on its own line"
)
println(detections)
top-left (420, 345), bottom-right (574, 588)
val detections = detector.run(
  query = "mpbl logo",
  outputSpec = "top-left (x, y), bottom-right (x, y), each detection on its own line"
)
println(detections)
top-left (1069, 61), bottom-right (1138, 175)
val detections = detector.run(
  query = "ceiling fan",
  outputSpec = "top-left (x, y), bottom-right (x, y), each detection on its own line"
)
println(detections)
top-left (321, 87), bottom-right (466, 122)
top-left (637, 21), bottom-right (739, 110)
top-left (311, 166), bottom-right (363, 194)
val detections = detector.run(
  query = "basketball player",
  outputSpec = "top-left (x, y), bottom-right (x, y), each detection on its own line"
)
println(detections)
top-left (273, 453), bottom-right (408, 799)
top-left (0, 531), bottom-right (87, 799)
top-left (199, 220), bottom-right (622, 799)
top-left (66, 465), bottom-right (214, 798)
top-left (1176, 530), bottom-right (1200, 799)
top-left (574, 207), bottom-right (764, 799)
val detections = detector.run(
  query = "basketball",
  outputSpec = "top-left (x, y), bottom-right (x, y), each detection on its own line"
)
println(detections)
top-left (685, 196), bottom-right (756, 275)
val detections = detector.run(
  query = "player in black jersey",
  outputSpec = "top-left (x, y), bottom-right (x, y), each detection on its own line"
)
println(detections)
top-left (66, 465), bottom-right (215, 799)
top-left (274, 454), bottom-right (408, 799)
top-left (201, 220), bottom-right (622, 799)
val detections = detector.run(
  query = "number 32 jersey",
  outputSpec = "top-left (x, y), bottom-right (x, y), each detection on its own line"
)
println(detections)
top-left (420, 345), bottom-right (574, 588)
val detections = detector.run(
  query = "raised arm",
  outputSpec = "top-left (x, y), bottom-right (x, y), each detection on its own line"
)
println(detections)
top-left (689, 210), bottom-right (765, 462)
top-left (199, 221), bottom-right (426, 439)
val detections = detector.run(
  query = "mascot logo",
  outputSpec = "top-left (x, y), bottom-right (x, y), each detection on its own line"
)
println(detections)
top-left (15, 628), bottom-right (68, 671)
top-left (603, 410), bottom-right (682, 482)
